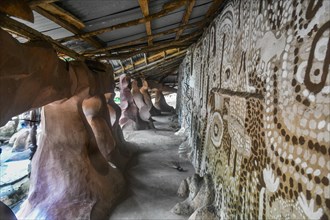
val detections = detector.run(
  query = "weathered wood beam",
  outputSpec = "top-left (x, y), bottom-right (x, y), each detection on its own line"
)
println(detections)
top-left (58, 0), bottom-right (187, 43)
top-left (37, 3), bottom-right (85, 29)
top-left (141, 55), bottom-right (185, 75)
top-left (0, 0), bottom-right (34, 22)
top-left (118, 60), bottom-right (125, 73)
top-left (144, 53), bottom-right (148, 65)
top-left (28, 0), bottom-right (59, 7)
top-left (175, 0), bottom-right (195, 40)
top-left (83, 20), bottom-right (203, 56)
top-left (114, 49), bottom-right (179, 74)
top-left (130, 58), bottom-right (135, 70)
top-left (32, 6), bottom-right (104, 50)
top-left (121, 50), bottom-right (186, 77)
top-left (99, 31), bottom-right (200, 59)
top-left (0, 14), bottom-right (81, 59)
top-left (138, 0), bottom-right (153, 46)
top-left (205, 0), bottom-right (224, 19)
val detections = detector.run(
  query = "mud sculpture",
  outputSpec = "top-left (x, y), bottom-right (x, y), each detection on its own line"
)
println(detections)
top-left (171, 174), bottom-right (216, 219)
top-left (177, 0), bottom-right (330, 219)
top-left (140, 79), bottom-right (161, 116)
top-left (119, 75), bottom-right (149, 130)
top-left (0, 29), bottom-right (71, 127)
top-left (17, 61), bottom-right (125, 219)
top-left (105, 93), bottom-right (135, 170)
top-left (131, 79), bottom-right (155, 128)
top-left (154, 89), bottom-right (175, 113)
top-left (82, 95), bottom-right (116, 162)
top-left (0, 29), bottom-right (125, 219)
top-left (145, 80), bottom-right (176, 113)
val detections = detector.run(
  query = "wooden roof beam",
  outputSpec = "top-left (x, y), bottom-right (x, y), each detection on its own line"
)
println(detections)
top-left (28, 0), bottom-right (59, 7)
top-left (144, 53), bottom-right (148, 65)
top-left (83, 20), bottom-right (203, 56)
top-left (36, 3), bottom-right (85, 29)
top-left (32, 6), bottom-right (105, 50)
top-left (98, 31), bottom-right (201, 60)
top-left (58, 0), bottom-right (187, 43)
top-left (114, 49), bottom-right (180, 74)
top-left (139, 0), bottom-right (153, 46)
top-left (205, 0), bottom-right (224, 20)
top-left (175, 0), bottom-right (195, 40)
top-left (119, 50), bottom-right (187, 76)
top-left (0, 14), bottom-right (81, 59)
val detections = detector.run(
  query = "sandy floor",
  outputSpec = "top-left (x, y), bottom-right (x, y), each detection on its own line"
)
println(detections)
top-left (110, 114), bottom-right (193, 220)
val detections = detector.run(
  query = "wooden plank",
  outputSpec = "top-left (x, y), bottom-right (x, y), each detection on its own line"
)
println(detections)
top-left (139, 0), bottom-right (153, 46)
top-left (58, 0), bottom-right (186, 43)
top-left (120, 50), bottom-right (186, 76)
top-left (0, 0), bottom-right (34, 22)
top-left (0, 14), bottom-right (81, 59)
top-left (114, 49), bottom-right (179, 74)
top-left (28, 0), bottom-right (59, 7)
top-left (32, 6), bottom-right (104, 50)
top-left (144, 53), bottom-right (148, 65)
top-left (105, 31), bottom-right (201, 56)
top-left (37, 3), bottom-right (85, 29)
top-left (205, 0), bottom-right (224, 19)
top-left (83, 20), bottom-right (203, 56)
top-left (175, 0), bottom-right (195, 40)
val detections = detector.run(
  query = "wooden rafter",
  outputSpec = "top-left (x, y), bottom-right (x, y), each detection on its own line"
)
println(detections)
top-left (175, 0), bottom-right (195, 40)
top-left (0, 14), bottom-right (81, 59)
top-left (205, 0), bottom-right (224, 19)
top-left (144, 53), bottom-right (148, 65)
top-left (36, 3), bottom-right (85, 29)
top-left (97, 31), bottom-right (201, 60)
top-left (83, 20), bottom-right (203, 56)
top-left (114, 49), bottom-right (182, 75)
top-left (58, 0), bottom-right (187, 43)
top-left (117, 50), bottom-right (186, 77)
top-left (28, 0), bottom-right (59, 7)
top-left (32, 6), bottom-right (105, 50)
top-left (138, 0), bottom-right (153, 46)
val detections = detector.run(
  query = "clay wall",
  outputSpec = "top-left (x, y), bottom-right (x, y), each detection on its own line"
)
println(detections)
top-left (177, 0), bottom-right (330, 219)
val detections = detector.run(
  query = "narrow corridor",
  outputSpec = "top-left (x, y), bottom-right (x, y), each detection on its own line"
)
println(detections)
top-left (110, 115), bottom-right (194, 220)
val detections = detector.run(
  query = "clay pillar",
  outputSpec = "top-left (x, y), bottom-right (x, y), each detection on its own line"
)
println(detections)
top-left (119, 75), bottom-right (149, 130)
top-left (17, 62), bottom-right (125, 219)
top-left (154, 89), bottom-right (175, 113)
top-left (131, 80), bottom-right (154, 128)
top-left (0, 29), bottom-right (71, 126)
top-left (105, 93), bottom-right (131, 158)
top-left (140, 80), bottom-right (161, 116)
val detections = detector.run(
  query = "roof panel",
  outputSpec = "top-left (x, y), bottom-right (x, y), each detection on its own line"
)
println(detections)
top-left (55, 0), bottom-right (140, 23)
top-left (12, 11), bottom-right (74, 40)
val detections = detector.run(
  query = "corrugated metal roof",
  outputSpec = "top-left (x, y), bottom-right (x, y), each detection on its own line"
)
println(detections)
top-left (2, 0), bottom-right (224, 82)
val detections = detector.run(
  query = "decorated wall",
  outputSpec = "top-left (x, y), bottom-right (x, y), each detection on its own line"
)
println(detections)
top-left (177, 0), bottom-right (330, 219)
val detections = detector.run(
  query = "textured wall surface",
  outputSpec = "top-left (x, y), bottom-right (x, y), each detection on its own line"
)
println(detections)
top-left (177, 0), bottom-right (330, 219)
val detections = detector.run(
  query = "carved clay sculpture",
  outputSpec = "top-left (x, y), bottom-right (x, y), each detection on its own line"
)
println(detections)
top-left (119, 75), bottom-right (149, 130)
top-left (171, 174), bottom-right (217, 220)
top-left (140, 79), bottom-right (161, 116)
top-left (17, 61), bottom-right (125, 220)
top-left (0, 29), bottom-right (125, 219)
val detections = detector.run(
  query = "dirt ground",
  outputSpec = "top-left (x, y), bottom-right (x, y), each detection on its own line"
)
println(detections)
top-left (110, 114), bottom-right (194, 220)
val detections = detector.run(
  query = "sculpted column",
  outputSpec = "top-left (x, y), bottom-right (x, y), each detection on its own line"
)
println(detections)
top-left (17, 62), bottom-right (125, 220)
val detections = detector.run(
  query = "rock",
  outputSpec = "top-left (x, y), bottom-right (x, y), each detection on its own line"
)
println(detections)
top-left (171, 174), bottom-right (215, 218)
top-left (0, 120), bottom-right (18, 139)
top-left (11, 129), bottom-right (30, 152)
top-left (177, 178), bottom-right (189, 198)
top-left (188, 205), bottom-right (217, 220)
top-left (5, 149), bottom-right (32, 162)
